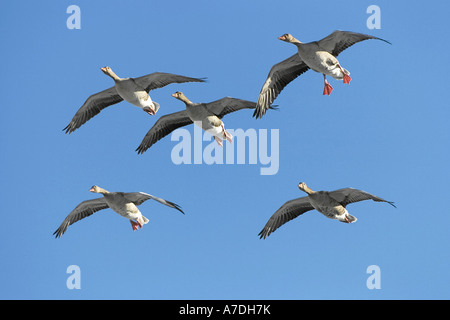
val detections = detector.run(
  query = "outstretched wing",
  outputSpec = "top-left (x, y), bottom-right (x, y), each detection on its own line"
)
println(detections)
top-left (132, 72), bottom-right (206, 93)
top-left (206, 97), bottom-right (258, 119)
top-left (53, 198), bottom-right (109, 238)
top-left (135, 110), bottom-right (192, 154)
top-left (123, 192), bottom-right (184, 214)
top-left (254, 54), bottom-right (309, 119)
top-left (63, 86), bottom-right (123, 134)
top-left (328, 188), bottom-right (396, 208)
top-left (317, 30), bottom-right (391, 57)
top-left (258, 197), bottom-right (315, 239)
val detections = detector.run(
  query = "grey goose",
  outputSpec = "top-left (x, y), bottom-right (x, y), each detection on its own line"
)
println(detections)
top-left (136, 92), bottom-right (276, 154)
top-left (253, 31), bottom-right (390, 118)
top-left (63, 67), bottom-right (205, 133)
top-left (54, 185), bottom-right (184, 238)
top-left (258, 182), bottom-right (396, 239)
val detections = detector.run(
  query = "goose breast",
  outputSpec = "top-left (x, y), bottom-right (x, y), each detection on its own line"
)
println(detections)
top-left (307, 192), bottom-right (347, 219)
top-left (103, 193), bottom-right (140, 219)
top-left (115, 79), bottom-right (152, 108)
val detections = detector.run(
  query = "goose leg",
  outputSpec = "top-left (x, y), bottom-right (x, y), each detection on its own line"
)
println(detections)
top-left (221, 124), bottom-right (233, 143)
top-left (143, 107), bottom-right (155, 116)
top-left (323, 74), bottom-right (333, 95)
top-left (338, 65), bottom-right (351, 84)
top-left (214, 136), bottom-right (223, 147)
top-left (130, 220), bottom-right (141, 231)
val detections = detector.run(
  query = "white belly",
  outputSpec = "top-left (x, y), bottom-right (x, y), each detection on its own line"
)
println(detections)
top-left (301, 51), bottom-right (347, 80)
top-left (115, 81), bottom-right (153, 108)
top-left (107, 200), bottom-right (141, 220)
top-left (205, 124), bottom-right (224, 138)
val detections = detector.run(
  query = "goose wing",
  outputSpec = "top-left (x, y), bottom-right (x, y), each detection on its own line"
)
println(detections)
top-left (123, 192), bottom-right (184, 214)
top-left (258, 197), bottom-right (314, 239)
top-left (317, 30), bottom-right (391, 57)
top-left (205, 97), bottom-right (259, 119)
top-left (132, 72), bottom-right (205, 93)
top-left (63, 86), bottom-right (123, 134)
top-left (135, 110), bottom-right (192, 154)
top-left (254, 54), bottom-right (309, 119)
top-left (53, 198), bottom-right (109, 238)
top-left (328, 188), bottom-right (396, 208)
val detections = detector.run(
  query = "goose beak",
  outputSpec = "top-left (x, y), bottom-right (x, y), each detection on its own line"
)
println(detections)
top-left (171, 93), bottom-right (177, 98)
top-left (100, 67), bottom-right (107, 73)
top-left (89, 187), bottom-right (95, 192)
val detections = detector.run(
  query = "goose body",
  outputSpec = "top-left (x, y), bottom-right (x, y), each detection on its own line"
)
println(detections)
top-left (53, 185), bottom-right (184, 238)
top-left (253, 30), bottom-right (390, 118)
top-left (295, 40), bottom-right (350, 81)
top-left (136, 92), bottom-right (275, 154)
top-left (305, 189), bottom-right (353, 223)
top-left (258, 182), bottom-right (396, 239)
top-left (63, 67), bottom-right (205, 134)
top-left (183, 98), bottom-right (230, 145)
top-left (112, 74), bottom-right (160, 114)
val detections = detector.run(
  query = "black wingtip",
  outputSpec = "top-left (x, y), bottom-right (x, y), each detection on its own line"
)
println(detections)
top-left (62, 125), bottom-right (71, 134)
top-left (387, 201), bottom-right (397, 208)
top-left (135, 145), bottom-right (146, 155)
top-left (167, 200), bottom-right (185, 214)
top-left (176, 206), bottom-right (185, 215)
top-left (378, 37), bottom-right (392, 45)
top-left (368, 34), bottom-right (391, 45)
top-left (252, 108), bottom-right (265, 119)
top-left (258, 229), bottom-right (268, 240)
top-left (269, 105), bottom-right (279, 111)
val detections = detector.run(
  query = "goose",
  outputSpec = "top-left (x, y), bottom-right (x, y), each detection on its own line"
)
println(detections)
top-left (63, 67), bottom-right (205, 133)
top-left (253, 30), bottom-right (390, 118)
top-left (258, 182), bottom-right (396, 239)
top-left (136, 92), bottom-right (276, 154)
top-left (53, 185), bottom-right (184, 238)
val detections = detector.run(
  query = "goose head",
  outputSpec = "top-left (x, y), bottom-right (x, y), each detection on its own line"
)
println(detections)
top-left (89, 185), bottom-right (109, 194)
top-left (100, 66), bottom-right (112, 75)
top-left (100, 66), bottom-right (121, 81)
top-left (298, 182), bottom-right (314, 194)
top-left (278, 34), bottom-right (299, 44)
top-left (89, 185), bottom-right (101, 193)
top-left (171, 91), bottom-right (193, 105)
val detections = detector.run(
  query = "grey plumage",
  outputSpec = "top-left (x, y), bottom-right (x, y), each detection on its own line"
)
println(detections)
top-left (254, 30), bottom-right (390, 118)
top-left (258, 184), bottom-right (395, 239)
top-left (136, 96), bottom-right (276, 154)
top-left (63, 72), bottom-right (205, 134)
top-left (54, 187), bottom-right (184, 238)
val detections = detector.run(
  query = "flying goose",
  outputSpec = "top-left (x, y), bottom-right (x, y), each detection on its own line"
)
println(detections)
top-left (258, 182), bottom-right (396, 239)
top-left (136, 92), bottom-right (275, 154)
top-left (63, 67), bottom-right (205, 133)
top-left (53, 185), bottom-right (184, 238)
top-left (253, 30), bottom-right (390, 118)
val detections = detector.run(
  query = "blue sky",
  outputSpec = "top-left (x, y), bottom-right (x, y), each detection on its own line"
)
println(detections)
top-left (1, 0), bottom-right (449, 300)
